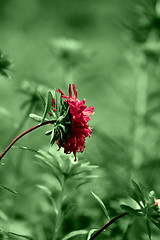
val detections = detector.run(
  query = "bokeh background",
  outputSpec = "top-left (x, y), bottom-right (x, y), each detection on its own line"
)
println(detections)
top-left (1, 0), bottom-right (160, 239)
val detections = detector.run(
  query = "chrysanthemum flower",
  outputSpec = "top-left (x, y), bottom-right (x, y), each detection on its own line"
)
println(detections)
top-left (56, 84), bottom-right (94, 161)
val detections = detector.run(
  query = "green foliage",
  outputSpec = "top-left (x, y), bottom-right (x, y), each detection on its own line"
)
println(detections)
top-left (121, 181), bottom-right (160, 239)
top-left (1, 0), bottom-right (160, 239)
top-left (35, 148), bottom-right (98, 189)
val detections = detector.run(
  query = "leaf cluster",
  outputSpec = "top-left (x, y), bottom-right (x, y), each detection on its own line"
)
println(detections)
top-left (35, 149), bottom-right (98, 189)
top-left (30, 90), bottom-right (72, 147)
top-left (121, 180), bottom-right (160, 239)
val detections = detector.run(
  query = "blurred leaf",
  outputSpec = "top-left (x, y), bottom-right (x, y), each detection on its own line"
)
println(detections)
top-left (120, 204), bottom-right (142, 217)
top-left (146, 220), bottom-right (151, 240)
top-left (35, 153), bottom-right (63, 187)
top-left (36, 185), bottom-right (58, 214)
top-left (36, 184), bottom-right (52, 196)
top-left (62, 230), bottom-right (88, 240)
top-left (91, 191), bottom-right (110, 220)
top-left (0, 210), bottom-right (8, 222)
top-left (152, 220), bottom-right (160, 229)
top-left (122, 224), bottom-right (132, 240)
top-left (87, 229), bottom-right (98, 240)
top-left (0, 185), bottom-right (17, 194)
top-left (8, 232), bottom-right (33, 240)
top-left (29, 113), bottom-right (48, 122)
top-left (0, 51), bottom-right (11, 78)
top-left (131, 180), bottom-right (145, 205)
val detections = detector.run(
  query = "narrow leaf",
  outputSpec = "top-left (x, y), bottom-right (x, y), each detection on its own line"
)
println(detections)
top-left (122, 224), bottom-right (132, 240)
top-left (29, 113), bottom-right (44, 122)
top-left (62, 230), bottom-right (88, 240)
top-left (146, 220), bottom-right (152, 240)
top-left (41, 91), bottom-right (53, 123)
top-left (36, 185), bottom-right (51, 196)
top-left (0, 185), bottom-right (17, 194)
top-left (8, 232), bottom-right (33, 240)
top-left (45, 130), bottom-right (52, 136)
top-left (87, 229), bottom-right (98, 240)
top-left (131, 180), bottom-right (145, 205)
top-left (120, 204), bottom-right (142, 217)
top-left (91, 191), bottom-right (110, 220)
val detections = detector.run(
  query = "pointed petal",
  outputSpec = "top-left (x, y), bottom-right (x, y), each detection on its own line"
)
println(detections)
top-left (72, 84), bottom-right (77, 98)
top-left (69, 84), bottom-right (72, 98)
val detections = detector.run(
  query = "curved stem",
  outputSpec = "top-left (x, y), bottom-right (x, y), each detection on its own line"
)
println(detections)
top-left (89, 212), bottom-right (127, 240)
top-left (0, 120), bottom-right (56, 161)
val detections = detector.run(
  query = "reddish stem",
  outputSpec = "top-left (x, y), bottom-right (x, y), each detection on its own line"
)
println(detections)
top-left (89, 212), bottom-right (127, 240)
top-left (0, 120), bottom-right (56, 161)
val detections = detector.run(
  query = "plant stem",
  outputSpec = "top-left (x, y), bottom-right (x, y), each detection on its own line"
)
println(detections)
top-left (0, 120), bottom-right (56, 161)
top-left (89, 212), bottom-right (127, 240)
top-left (53, 176), bottom-right (65, 240)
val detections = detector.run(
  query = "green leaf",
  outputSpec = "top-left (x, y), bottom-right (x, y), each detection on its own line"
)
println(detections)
top-left (50, 127), bottom-right (58, 145)
top-left (128, 191), bottom-right (141, 207)
top-left (36, 185), bottom-right (57, 213)
top-left (131, 180), bottom-right (145, 205)
top-left (120, 204), bottom-right (142, 217)
top-left (87, 229), bottom-right (98, 240)
top-left (62, 230), bottom-right (88, 240)
top-left (45, 130), bottom-right (52, 135)
top-left (36, 185), bottom-right (51, 196)
top-left (0, 185), bottom-right (17, 194)
top-left (29, 113), bottom-right (47, 122)
top-left (152, 220), bottom-right (160, 230)
top-left (41, 91), bottom-right (53, 123)
top-left (8, 232), bottom-right (33, 240)
top-left (91, 191), bottom-right (110, 221)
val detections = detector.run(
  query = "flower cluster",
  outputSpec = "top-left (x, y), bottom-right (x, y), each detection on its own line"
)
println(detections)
top-left (56, 84), bottom-right (94, 161)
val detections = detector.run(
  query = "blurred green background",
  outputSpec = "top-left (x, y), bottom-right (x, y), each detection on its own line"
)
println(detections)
top-left (1, 0), bottom-right (160, 239)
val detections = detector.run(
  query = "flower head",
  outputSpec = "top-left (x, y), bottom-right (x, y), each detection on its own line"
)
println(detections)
top-left (56, 84), bottom-right (94, 161)
top-left (30, 84), bottom-right (94, 161)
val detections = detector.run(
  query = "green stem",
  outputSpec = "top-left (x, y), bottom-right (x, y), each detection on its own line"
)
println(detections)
top-left (0, 120), bottom-right (56, 161)
top-left (89, 212), bottom-right (127, 240)
top-left (53, 176), bottom-right (65, 240)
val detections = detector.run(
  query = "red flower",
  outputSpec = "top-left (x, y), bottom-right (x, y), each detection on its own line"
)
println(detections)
top-left (57, 84), bottom-right (94, 161)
